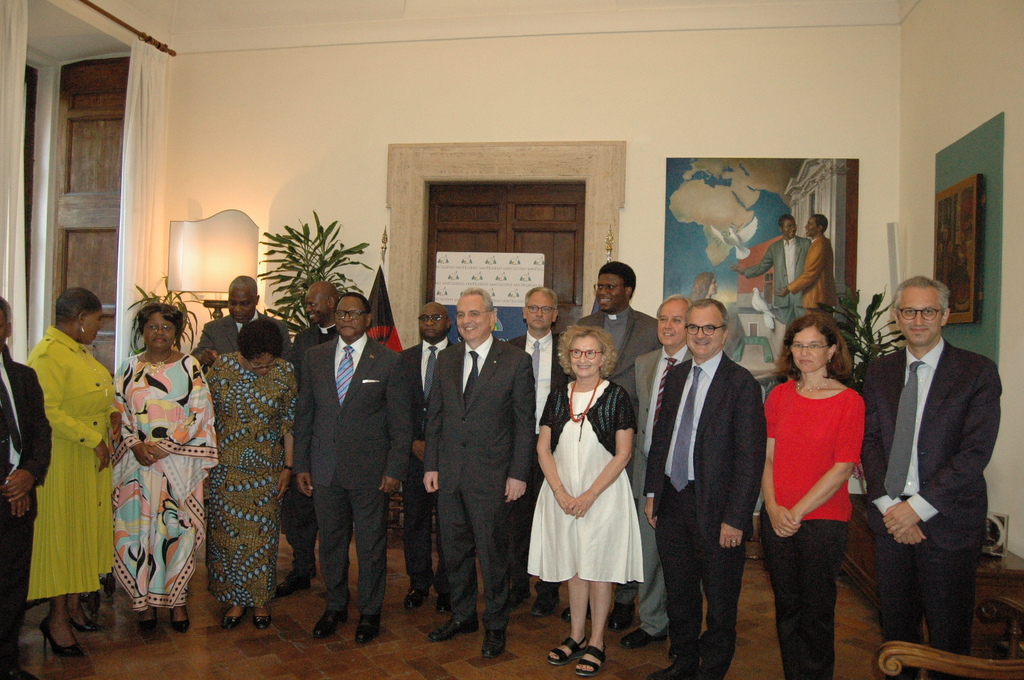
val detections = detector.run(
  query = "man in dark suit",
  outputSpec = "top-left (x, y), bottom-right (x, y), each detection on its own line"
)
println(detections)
top-left (508, 287), bottom-right (569, 617)
top-left (644, 298), bottom-right (766, 680)
top-left (424, 287), bottom-right (535, 659)
top-left (192, 275), bottom-right (291, 367)
top-left (294, 292), bottom-right (412, 644)
top-left (861, 276), bottom-right (1001, 667)
top-left (577, 260), bottom-right (659, 630)
top-left (621, 295), bottom-right (690, 652)
top-left (400, 301), bottom-right (452, 613)
top-left (0, 296), bottom-right (52, 680)
top-left (275, 281), bottom-right (339, 598)
top-left (730, 214), bottom-right (810, 325)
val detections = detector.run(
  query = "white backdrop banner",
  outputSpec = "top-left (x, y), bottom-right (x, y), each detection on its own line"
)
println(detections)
top-left (434, 252), bottom-right (545, 307)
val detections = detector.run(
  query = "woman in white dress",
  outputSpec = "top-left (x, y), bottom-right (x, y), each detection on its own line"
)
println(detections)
top-left (529, 325), bottom-right (642, 677)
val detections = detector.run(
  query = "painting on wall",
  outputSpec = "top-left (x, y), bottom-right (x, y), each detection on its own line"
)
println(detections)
top-left (663, 157), bottom-right (859, 379)
top-left (934, 174), bottom-right (984, 324)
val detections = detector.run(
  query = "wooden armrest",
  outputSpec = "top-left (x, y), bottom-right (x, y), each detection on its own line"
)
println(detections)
top-left (876, 641), bottom-right (1024, 679)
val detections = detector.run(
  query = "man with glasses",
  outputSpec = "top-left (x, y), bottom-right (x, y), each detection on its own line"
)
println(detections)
top-left (400, 302), bottom-right (452, 613)
top-left (193, 275), bottom-right (291, 367)
top-left (508, 287), bottom-right (569, 617)
top-left (294, 292), bottom-right (412, 644)
top-left (643, 299), bottom-right (766, 680)
top-left (578, 261), bottom-right (660, 630)
top-left (861, 276), bottom-right (1001, 670)
top-left (424, 288), bottom-right (535, 659)
top-left (276, 281), bottom-right (339, 599)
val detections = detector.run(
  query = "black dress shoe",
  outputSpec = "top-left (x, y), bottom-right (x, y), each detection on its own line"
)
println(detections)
top-left (531, 592), bottom-right (559, 617)
top-left (39, 619), bottom-right (84, 658)
top-left (70, 615), bottom-right (103, 632)
top-left (274, 576), bottom-right (311, 598)
top-left (221, 607), bottom-right (247, 630)
top-left (404, 588), bottom-right (428, 609)
top-left (435, 593), bottom-right (452, 613)
top-left (253, 613), bottom-right (272, 630)
top-left (607, 602), bottom-right (635, 631)
top-left (312, 609), bottom-right (347, 638)
top-left (507, 587), bottom-right (530, 610)
top-left (138, 610), bottom-right (158, 632)
top-left (620, 628), bottom-right (667, 649)
top-left (428, 618), bottom-right (479, 642)
top-left (354, 614), bottom-right (381, 643)
top-left (481, 628), bottom-right (506, 658)
top-left (646, 661), bottom-right (693, 680)
top-left (170, 606), bottom-right (190, 633)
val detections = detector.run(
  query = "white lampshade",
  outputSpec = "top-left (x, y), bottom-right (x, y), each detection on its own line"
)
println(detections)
top-left (167, 209), bottom-right (260, 293)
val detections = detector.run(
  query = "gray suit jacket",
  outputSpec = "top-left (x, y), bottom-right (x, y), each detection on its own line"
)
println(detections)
top-left (577, 307), bottom-right (660, 414)
top-left (424, 339), bottom-right (535, 495)
top-left (293, 336), bottom-right (413, 489)
top-left (192, 313), bottom-right (292, 359)
top-left (739, 236), bottom-right (811, 311)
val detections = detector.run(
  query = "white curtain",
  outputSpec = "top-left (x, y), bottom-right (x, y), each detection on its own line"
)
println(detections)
top-left (0, 0), bottom-right (28, 360)
top-left (115, 39), bottom-right (169, 365)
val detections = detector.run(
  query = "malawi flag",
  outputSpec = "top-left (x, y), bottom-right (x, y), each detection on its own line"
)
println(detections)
top-left (367, 266), bottom-right (402, 351)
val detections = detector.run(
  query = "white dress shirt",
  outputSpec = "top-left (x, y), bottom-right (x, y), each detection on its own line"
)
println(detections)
top-left (664, 350), bottom-right (723, 481)
top-left (235, 310), bottom-right (259, 332)
top-left (462, 335), bottom-right (494, 390)
top-left (783, 238), bottom-right (797, 282)
top-left (644, 346), bottom-right (690, 454)
top-left (529, 332), bottom-right (554, 433)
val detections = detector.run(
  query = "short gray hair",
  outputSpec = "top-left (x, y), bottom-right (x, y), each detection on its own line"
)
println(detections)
top-left (894, 276), bottom-right (950, 310)
top-left (657, 294), bottom-right (691, 317)
top-left (459, 287), bottom-right (494, 311)
top-left (688, 297), bottom-right (729, 325)
top-left (525, 286), bottom-right (558, 307)
top-left (229, 275), bottom-right (258, 295)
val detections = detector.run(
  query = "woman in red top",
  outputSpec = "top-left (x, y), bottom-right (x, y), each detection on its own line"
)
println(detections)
top-left (761, 313), bottom-right (864, 680)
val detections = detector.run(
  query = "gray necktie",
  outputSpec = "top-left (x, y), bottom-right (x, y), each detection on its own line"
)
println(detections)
top-left (884, 361), bottom-right (925, 499)
top-left (424, 345), bottom-right (438, 397)
top-left (669, 366), bottom-right (702, 492)
top-left (532, 340), bottom-right (541, 385)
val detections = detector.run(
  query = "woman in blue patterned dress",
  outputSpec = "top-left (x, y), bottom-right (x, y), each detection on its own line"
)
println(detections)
top-left (206, 319), bottom-right (297, 630)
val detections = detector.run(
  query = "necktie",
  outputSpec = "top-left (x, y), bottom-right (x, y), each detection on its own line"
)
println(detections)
top-left (0, 374), bottom-right (21, 454)
top-left (424, 345), bottom-right (438, 397)
top-left (669, 366), bottom-right (702, 492)
top-left (884, 360), bottom-right (925, 499)
top-left (653, 357), bottom-right (677, 423)
top-left (464, 350), bottom-right (479, 403)
top-left (532, 340), bottom-right (541, 385)
top-left (336, 345), bottom-right (355, 405)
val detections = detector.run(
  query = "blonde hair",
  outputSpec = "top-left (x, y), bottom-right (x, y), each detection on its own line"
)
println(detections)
top-left (558, 325), bottom-right (618, 378)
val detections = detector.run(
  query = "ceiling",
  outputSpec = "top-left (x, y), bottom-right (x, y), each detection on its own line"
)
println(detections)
top-left (27, 0), bottom-right (920, 63)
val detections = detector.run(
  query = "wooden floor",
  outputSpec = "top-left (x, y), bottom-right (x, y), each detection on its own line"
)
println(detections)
top-left (19, 534), bottom-right (882, 679)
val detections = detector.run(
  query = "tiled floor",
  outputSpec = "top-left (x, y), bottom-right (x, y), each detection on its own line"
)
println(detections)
top-left (19, 535), bottom-right (882, 679)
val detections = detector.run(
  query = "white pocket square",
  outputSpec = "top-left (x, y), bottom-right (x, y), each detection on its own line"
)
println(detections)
top-left (362, 379), bottom-right (381, 383)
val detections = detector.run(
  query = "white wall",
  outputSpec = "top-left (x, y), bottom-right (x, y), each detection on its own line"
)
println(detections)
top-left (900, 0), bottom-right (1024, 551)
top-left (164, 25), bottom-right (900, 324)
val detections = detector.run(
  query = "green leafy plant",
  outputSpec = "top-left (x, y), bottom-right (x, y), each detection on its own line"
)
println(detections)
top-left (259, 212), bottom-right (371, 334)
top-left (818, 288), bottom-right (905, 392)
top-left (127, 276), bottom-right (200, 353)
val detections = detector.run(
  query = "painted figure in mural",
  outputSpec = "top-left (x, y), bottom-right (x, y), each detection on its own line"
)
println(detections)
top-left (731, 214), bottom-right (811, 325)
top-left (776, 214), bottom-right (838, 310)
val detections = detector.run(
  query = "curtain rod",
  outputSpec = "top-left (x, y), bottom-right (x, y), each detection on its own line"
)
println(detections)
top-left (76, 0), bottom-right (177, 56)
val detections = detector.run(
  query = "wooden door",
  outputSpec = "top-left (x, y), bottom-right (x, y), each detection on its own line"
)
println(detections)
top-left (54, 58), bottom-right (128, 372)
top-left (427, 183), bottom-right (585, 329)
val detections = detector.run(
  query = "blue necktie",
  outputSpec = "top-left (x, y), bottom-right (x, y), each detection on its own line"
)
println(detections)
top-left (424, 345), bottom-right (437, 397)
top-left (336, 345), bottom-right (355, 405)
top-left (669, 366), bottom-right (702, 492)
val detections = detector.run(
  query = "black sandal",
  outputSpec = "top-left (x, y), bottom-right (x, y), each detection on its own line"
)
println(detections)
top-left (548, 636), bottom-right (587, 666)
top-left (575, 645), bottom-right (606, 677)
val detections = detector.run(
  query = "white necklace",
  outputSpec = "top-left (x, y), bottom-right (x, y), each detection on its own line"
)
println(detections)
top-left (797, 377), bottom-right (831, 392)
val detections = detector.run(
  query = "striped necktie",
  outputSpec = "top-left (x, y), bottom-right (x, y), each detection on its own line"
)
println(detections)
top-left (336, 345), bottom-right (355, 405)
top-left (653, 357), bottom-right (677, 423)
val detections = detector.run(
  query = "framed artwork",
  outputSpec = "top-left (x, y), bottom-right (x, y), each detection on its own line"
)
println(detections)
top-left (934, 173), bottom-right (984, 324)
top-left (664, 157), bottom-right (859, 378)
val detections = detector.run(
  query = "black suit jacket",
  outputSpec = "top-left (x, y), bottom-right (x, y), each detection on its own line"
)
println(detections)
top-left (286, 324), bottom-right (337, 387)
top-left (293, 337), bottom-right (413, 489)
top-left (645, 353), bottom-right (766, 541)
top-left (508, 333), bottom-right (570, 401)
top-left (577, 308), bottom-right (660, 413)
top-left (861, 342), bottom-right (1001, 551)
top-left (400, 342), bottom-right (449, 441)
top-left (424, 339), bottom-right (535, 494)
top-left (1, 351), bottom-right (51, 487)
top-left (192, 313), bottom-right (292, 359)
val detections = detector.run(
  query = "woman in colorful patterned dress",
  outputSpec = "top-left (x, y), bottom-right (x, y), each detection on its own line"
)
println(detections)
top-left (112, 303), bottom-right (218, 634)
top-left (206, 319), bottom-right (297, 630)
top-left (27, 288), bottom-right (116, 657)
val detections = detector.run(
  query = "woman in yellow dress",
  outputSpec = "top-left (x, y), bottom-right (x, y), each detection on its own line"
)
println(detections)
top-left (27, 288), bottom-right (115, 657)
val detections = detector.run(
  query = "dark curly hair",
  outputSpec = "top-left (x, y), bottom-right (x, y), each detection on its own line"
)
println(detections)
top-left (133, 303), bottom-right (184, 343)
top-left (777, 313), bottom-right (852, 381)
top-left (238, 318), bottom-right (284, 360)
top-left (55, 288), bottom-right (102, 323)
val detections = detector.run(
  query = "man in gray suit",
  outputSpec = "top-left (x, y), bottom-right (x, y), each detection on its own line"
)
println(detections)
top-left (577, 260), bottom-right (660, 630)
top-left (730, 214), bottom-right (810, 326)
top-left (424, 287), bottom-right (535, 659)
top-left (293, 292), bottom-right (412, 644)
top-left (192, 275), bottom-right (291, 367)
top-left (621, 294), bottom-right (690, 652)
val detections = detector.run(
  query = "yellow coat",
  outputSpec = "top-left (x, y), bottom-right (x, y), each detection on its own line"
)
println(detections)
top-left (27, 327), bottom-right (115, 599)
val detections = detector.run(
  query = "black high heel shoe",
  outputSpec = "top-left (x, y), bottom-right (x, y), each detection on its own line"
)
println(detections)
top-left (170, 606), bottom-right (190, 634)
top-left (221, 607), bottom-right (246, 630)
top-left (70, 615), bottom-right (103, 632)
top-left (40, 618), bottom-right (85, 658)
top-left (138, 609), bottom-right (158, 632)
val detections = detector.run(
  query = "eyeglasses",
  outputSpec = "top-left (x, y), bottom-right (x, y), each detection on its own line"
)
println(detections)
top-left (525, 305), bottom-right (556, 314)
top-left (791, 342), bottom-right (829, 351)
top-left (334, 309), bottom-right (369, 321)
top-left (144, 323), bottom-right (176, 333)
top-left (569, 349), bottom-right (604, 360)
top-left (896, 307), bottom-right (942, 321)
top-left (684, 324), bottom-right (725, 335)
top-left (418, 314), bottom-right (446, 323)
top-left (593, 283), bottom-right (622, 292)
